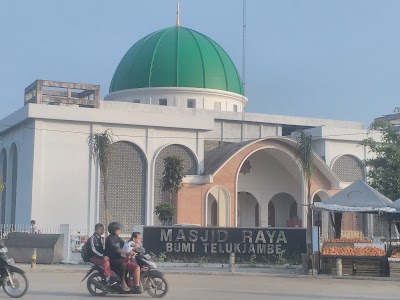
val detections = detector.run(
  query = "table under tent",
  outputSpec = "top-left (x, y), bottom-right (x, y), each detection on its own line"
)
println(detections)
top-left (313, 180), bottom-right (398, 277)
top-left (385, 198), bottom-right (400, 277)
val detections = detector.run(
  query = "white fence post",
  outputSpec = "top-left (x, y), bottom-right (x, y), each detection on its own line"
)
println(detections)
top-left (60, 224), bottom-right (71, 263)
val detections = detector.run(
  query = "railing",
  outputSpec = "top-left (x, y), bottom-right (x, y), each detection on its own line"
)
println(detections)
top-left (0, 224), bottom-right (61, 239)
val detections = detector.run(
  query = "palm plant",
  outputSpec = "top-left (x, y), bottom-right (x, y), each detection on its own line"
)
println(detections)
top-left (87, 129), bottom-right (114, 227)
top-left (294, 130), bottom-right (314, 273)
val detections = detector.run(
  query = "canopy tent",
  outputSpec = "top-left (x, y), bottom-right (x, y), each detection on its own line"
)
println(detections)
top-left (389, 198), bottom-right (400, 213)
top-left (313, 179), bottom-right (395, 213)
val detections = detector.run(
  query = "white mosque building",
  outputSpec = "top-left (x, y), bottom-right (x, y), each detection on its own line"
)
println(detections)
top-left (0, 11), bottom-right (379, 234)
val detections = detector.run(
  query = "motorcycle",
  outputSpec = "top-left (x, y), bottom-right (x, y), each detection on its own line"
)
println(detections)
top-left (82, 249), bottom-right (168, 298)
top-left (0, 246), bottom-right (28, 298)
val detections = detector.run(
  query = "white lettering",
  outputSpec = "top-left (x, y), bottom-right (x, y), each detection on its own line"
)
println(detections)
top-left (161, 229), bottom-right (172, 242)
top-left (255, 230), bottom-right (266, 243)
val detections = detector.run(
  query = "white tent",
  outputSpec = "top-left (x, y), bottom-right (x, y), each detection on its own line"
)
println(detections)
top-left (313, 180), bottom-right (395, 213)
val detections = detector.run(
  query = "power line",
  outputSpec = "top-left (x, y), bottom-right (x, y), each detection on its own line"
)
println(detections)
top-left (241, 0), bottom-right (247, 142)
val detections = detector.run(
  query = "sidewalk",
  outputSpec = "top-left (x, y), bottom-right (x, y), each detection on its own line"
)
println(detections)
top-left (16, 262), bottom-right (400, 281)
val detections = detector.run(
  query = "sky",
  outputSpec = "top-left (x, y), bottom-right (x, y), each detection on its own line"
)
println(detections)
top-left (1, 0), bottom-right (400, 126)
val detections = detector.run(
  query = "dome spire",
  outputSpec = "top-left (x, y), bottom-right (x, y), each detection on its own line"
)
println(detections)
top-left (176, 0), bottom-right (181, 27)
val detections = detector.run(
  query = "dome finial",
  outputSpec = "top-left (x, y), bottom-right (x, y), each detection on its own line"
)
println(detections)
top-left (176, 0), bottom-right (181, 27)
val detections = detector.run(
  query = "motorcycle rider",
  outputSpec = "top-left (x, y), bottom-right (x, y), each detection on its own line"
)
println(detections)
top-left (122, 232), bottom-right (143, 287)
top-left (81, 223), bottom-right (117, 286)
top-left (105, 222), bottom-right (140, 293)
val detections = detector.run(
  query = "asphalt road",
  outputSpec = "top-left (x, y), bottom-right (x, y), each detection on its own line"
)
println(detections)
top-left (2, 273), bottom-right (400, 300)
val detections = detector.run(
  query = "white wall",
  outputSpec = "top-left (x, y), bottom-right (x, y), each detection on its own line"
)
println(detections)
top-left (104, 87), bottom-right (248, 112)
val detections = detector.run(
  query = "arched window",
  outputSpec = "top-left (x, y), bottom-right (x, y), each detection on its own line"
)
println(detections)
top-left (9, 144), bottom-right (18, 224)
top-left (99, 141), bottom-right (147, 228)
top-left (154, 145), bottom-right (197, 225)
top-left (332, 155), bottom-right (365, 182)
top-left (0, 149), bottom-right (7, 224)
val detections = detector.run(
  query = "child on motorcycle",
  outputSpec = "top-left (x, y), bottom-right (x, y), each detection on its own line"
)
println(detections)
top-left (105, 222), bottom-right (140, 293)
top-left (81, 223), bottom-right (117, 287)
top-left (122, 232), bottom-right (143, 288)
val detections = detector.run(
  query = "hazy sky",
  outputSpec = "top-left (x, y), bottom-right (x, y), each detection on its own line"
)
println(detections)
top-left (1, 0), bottom-right (399, 126)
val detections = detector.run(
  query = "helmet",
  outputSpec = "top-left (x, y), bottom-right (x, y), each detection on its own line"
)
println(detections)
top-left (107, 222), bottom-right (123, 235)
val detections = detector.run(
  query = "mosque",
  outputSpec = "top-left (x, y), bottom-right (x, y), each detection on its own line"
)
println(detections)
top-left (0, 4), bottom-right (378, 235)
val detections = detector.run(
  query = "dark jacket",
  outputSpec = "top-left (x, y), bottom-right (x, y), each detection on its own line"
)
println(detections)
top-left (105, 235), bottom-right (124, 260)
top-left (81, 234), bottom-right (104, 261)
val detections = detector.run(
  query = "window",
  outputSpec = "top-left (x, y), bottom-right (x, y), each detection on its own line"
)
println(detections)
top-left (233, 104), bottom-right (238, 112)
top-left (187, 99), bottom-right (196, 108)
top-left (159, 98), bottom-right (167, 106)
top-left (132, 99), bottom-right (140, 104)
top-left (214, 102), bottom-right (221, 111)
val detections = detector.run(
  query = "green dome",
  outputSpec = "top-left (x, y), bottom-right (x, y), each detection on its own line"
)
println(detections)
top-left (109, 26), bottom-right (243, 95)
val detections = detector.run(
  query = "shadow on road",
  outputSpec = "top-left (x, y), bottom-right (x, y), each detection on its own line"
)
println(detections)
top-left (200, 289), bottom-right (398, 300)
top-left (27, 290), bottom-right (150, 299)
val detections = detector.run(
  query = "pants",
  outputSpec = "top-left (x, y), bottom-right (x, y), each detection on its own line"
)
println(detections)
top-left (110, 258), bottom-right (139, 283)
top-left (125, 259), bottom-right (140, 286)
top-left (110, 258), bottom-right (127, 278)
top-left (89, 256), bottom-right (112, 278)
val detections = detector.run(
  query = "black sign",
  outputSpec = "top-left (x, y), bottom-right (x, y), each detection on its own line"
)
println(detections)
top-left (143, 227), bottom-right (306, 261)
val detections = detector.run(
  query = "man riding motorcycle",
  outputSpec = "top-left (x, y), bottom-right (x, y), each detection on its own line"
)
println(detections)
top-left (105, 222), bottom-right (141, 293)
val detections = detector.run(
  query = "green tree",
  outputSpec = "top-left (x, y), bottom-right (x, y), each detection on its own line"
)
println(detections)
top-left (360, 120), bottom-right (400, 200)
top-left (294, 130), bottom-right (314, 273)
top-left (154, 156), bottom-right (185, 225)
top-left (87, 130), bottom-right (114, 227)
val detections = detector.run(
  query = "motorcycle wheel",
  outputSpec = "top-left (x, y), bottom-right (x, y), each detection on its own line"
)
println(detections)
top-left (145, 275), bottom-right (168, 298)
top-left (87, 273), bottom-right (107, 297)
top-left (2, 269), bottom-right (28, 298)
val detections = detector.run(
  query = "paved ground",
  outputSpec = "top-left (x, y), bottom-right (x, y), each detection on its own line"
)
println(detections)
top-left (2, 272), bottom-right (400, 300)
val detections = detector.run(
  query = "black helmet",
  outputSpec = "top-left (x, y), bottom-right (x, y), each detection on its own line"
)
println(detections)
top-left (108, 222), bottom-right (123, 235)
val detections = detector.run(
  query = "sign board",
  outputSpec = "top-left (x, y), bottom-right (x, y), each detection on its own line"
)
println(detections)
top-left (143, 226), bottom-right (306, 261)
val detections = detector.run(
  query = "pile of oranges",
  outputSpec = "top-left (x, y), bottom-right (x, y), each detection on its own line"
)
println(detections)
top-left (326, 238), bottom-right (372, 243)
top-left (390, 253), bottom-right (400, 258)
top-left (322, 246), bottom-right (385, 257)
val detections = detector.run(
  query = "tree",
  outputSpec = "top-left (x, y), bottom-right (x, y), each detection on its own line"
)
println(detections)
top-left (360, 120), bottom-right (400, 201)
top-left (87, 130), bottom-right (114, 227)
top-left (154, 203), bottom-right (176, 225)
top-left (294, 130), bottom-right (314, 273)
top-left (154, 156), bottom-right (185, 225)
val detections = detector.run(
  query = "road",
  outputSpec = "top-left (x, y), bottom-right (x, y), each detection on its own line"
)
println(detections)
top-left (3, 273), bottom-right (400, 300)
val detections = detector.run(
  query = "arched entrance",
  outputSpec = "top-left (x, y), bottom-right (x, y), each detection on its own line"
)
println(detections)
top-left (237, 147), bottom-right (303, 227)
top-left (269, 193), bottom-right (298, 227)
top-left (237, 192), bottom-right (260, 227)
top-left (268, 202), bottom-right (275, 227)
top-left (206, 186), bottom-right (230, 226)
